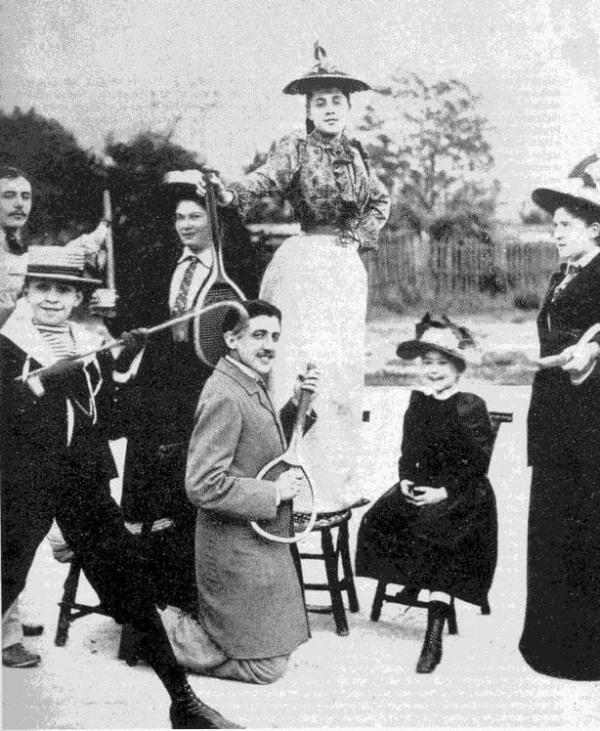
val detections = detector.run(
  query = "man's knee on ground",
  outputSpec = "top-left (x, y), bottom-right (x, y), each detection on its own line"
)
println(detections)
top-left (244, 654), bottom-right (289, 684)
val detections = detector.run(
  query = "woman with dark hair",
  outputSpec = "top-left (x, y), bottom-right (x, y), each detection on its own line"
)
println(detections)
top-left (203, 44), bottom-right (390, 511)
top-left (520, 156), bottom-right (600, 680)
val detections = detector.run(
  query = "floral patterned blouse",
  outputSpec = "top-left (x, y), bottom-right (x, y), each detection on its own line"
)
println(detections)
top-left (230, 130), bottom-right (390, 250)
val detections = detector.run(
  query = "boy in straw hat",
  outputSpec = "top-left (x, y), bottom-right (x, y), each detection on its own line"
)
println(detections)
top-left (0, 246), bottom-right (241, 728)
top-left (356, 314), bottom-right (497, 674)
top-left (519, 154), bottom-right (600, 680)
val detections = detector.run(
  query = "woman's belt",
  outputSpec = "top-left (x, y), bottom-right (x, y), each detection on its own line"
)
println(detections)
top-left (302, 225), bottom-right (358, 248)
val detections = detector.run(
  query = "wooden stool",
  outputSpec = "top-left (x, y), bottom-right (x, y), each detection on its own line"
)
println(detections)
top-left (294, 502), bottom-right (366, 636)
top-left (54, 559), bottom-right (108, 647)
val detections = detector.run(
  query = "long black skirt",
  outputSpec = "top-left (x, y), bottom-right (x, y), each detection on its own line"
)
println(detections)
top-left (355, 481), bottom-right (497, 607)
top-left (519, 464), bottom-right (600, 680)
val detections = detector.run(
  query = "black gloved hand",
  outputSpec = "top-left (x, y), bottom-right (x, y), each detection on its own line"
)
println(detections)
top-left (119, 328), bottom-right (148, 358)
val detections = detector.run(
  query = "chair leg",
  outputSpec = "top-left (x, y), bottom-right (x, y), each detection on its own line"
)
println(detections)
top-left (54, 561), bottom-right (81, 647)
top-left (480, 596), bottom-right (491, 615)
top-left (447, 598), bottom-right (458, 635)
top-left (338, 520), bottom-right (359, 613)
top-left (321, 528), bottom-right (348, 636)
top-left (370, 580), bottom-right (387, 622)
top-left (118, 623), bottom-right (142, 666)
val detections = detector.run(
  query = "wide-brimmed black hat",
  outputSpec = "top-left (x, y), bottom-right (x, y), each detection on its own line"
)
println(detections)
top-left (396, 314), bottom-right (476, 373)
top-left (283, 42), bottom-right (371, 96)
top-left (532, 153), bottom-right (600, 217)
top-left (25, 246), bottom-right (102, 287)
top-left (160, 170), bottom-right (206, 215)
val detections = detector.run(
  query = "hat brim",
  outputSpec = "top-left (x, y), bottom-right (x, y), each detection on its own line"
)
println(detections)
top-left (25, 272), bottom-right (102, 287)
top-left (283, 73), bottom-right (371, 95)
top-left (532, 186), bottom-right (600, 217)
top-left (396, 340), bottom-right (467, 372)
top-left (159, 182), bottom-right (206, 217)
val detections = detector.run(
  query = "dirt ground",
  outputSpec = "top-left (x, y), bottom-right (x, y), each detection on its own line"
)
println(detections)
top-left (3, 383), bottom-right (599, 729)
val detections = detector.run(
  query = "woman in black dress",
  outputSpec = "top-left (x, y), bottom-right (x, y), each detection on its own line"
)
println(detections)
top-left (356, 317), bottom-right (497, 673)
top-left (519, 157), bottom-right (600, 680)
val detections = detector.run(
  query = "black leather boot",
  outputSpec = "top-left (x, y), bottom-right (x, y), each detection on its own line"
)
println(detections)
top-left (416, 600), bottom-right (449, 673)
top-left (169, 680), bottom-right (243, 729)
top-left (134, 610), bottom-right (243, 728)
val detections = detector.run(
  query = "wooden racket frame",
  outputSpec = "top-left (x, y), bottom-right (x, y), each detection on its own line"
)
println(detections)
top-left (250, 386), bottom-right (317, 544)
top-left (193, 168), bottom-right (246, 367)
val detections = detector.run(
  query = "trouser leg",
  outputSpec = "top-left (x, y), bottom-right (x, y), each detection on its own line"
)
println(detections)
top-left (161, 606), bottom-right (289, 685)
top-left (2, 598), bottom-right (23, 649)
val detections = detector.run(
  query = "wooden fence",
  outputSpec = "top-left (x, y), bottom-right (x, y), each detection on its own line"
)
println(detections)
top-left (364, 225), bottom-right (557, 309)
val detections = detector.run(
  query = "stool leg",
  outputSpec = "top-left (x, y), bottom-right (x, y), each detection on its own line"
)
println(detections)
top-left (321, 528), bottom-right (348, 636)
top-left (118, 623), bottom-right (142, 666)
top-left (54, 561), bottom-right (80, 647)
top-left (370, 580), bottom-right (387, 622)
top-left (447, 598), bottom-right (458, 635)
top-left (480, 596), bottom-right (491, 615)
top-left (339, 520), bottom-right (359, 613)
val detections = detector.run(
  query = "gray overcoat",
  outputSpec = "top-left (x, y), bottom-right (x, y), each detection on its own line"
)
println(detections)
top-left (185, 357), bottom-right (309, 659)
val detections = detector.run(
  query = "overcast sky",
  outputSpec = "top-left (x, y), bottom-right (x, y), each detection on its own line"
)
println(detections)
top-left (1, 0), bottom-right (599, 217)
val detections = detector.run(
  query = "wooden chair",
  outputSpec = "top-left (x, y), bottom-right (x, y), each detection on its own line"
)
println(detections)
top-left (293, 498), bottom-right (369, 636)
top-left (54, 559), bottom-right (109, 647)
top-left (369, 410), bottom-right (513, 631)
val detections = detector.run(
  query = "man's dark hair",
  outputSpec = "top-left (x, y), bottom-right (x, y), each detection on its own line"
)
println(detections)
top-left (222, 299), bottom-right (282, 333)
top-left (0, 165), bottom-right (29, 182)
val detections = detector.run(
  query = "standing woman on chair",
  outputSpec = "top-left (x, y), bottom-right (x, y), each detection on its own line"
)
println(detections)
top-left (520, 157), bottom-right (600, 681)
top-left (204, 44), bottom-right (390, 512)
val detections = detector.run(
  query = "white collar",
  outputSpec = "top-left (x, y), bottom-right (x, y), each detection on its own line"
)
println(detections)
top-left (420, 384), bottom-right (459, 401)
top-left (225, 355), bottom-right (265, 384)
top-left (177, 246), bottom-right (213, 268)
top-left (1, 309), bottom-right (103, 366)
top-left (566, 247), bottom-right (600, 270)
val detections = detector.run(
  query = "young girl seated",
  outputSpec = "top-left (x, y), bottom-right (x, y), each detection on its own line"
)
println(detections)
top-left (355, 315), bottom-right (498, 673)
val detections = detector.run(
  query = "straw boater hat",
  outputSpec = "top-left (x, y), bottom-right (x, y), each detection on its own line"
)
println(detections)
top-left (161, 170), bottom-right (206, 214)
top-left (532, 153), bottom-right (600, 217)
top-left (396, 314), bottom-right (475, 373)
top-left (283, 42), bottom-right (371, 96)
top-left (26, 246), bottom-right (102, 287)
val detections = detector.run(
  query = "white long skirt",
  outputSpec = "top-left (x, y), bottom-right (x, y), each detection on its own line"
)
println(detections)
top-left (260, 234), bottom-right (367, 512)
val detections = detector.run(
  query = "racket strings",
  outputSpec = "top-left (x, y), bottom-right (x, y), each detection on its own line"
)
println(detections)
top-left (195, 283), bottom-right (244, 366)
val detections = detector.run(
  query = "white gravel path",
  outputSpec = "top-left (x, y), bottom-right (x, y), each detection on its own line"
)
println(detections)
top-left (3, 385), bottom-right (599, 729)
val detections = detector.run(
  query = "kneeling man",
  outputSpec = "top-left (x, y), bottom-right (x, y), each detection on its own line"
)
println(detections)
top-left (162, 299), bottom-right (318, 684)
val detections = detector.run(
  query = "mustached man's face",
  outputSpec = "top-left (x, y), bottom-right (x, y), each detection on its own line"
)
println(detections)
top-left (224, 315), bottom-right (281, 377)
top-left (0, 176), bottom-right (32, 231)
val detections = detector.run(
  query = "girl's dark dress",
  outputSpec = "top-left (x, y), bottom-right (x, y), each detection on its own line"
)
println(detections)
top-left (356, 390), bottom-right (497, 606)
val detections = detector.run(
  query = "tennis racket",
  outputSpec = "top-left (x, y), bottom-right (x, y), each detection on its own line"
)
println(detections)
top-left (193, 168), bottom-right (246, 367)
top-left (250, 374), bottom-right (317, 544)
top-left (16, 300), bottom-right (248, 396)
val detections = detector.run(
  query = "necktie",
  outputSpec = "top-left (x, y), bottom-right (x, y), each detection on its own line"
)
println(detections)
top-left (4, 229), bottom-right (23, 254)
top-left (172, 257), bottom-right (199, 315)
top-left (552, 262), bottom-right (581, 302)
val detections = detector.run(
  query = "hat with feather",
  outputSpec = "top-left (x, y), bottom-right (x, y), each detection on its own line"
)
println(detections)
top-left (396, 313), bottom-right (475, 373)
top-left (283, 41), bottom-right (371, 96)
top-left (532, 153), bottom-right (600, 217)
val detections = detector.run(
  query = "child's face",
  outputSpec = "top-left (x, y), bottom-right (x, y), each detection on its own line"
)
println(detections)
top-left (25, 278), bottom-right (82, 327)
top-left (421, 350), bottom-right (460, 394)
